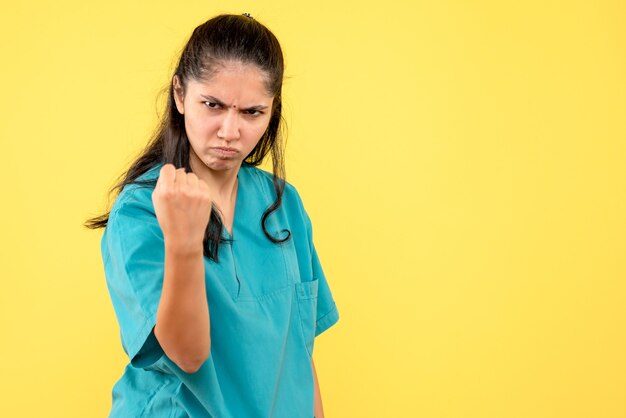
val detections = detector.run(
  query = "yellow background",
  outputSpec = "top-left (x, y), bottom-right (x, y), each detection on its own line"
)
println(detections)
top-left (1, 1), bottom-right (624, 417)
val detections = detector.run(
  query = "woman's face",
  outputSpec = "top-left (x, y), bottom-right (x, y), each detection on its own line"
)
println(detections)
top-left (173, 62), bottom-right (274, 175)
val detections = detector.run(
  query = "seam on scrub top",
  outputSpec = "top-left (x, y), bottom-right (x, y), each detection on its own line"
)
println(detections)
top-left (168, 382), bottom-right (185, 418)
top-left (244, 167), bottom-right (295, 301)
top-left (235, 166), bottom-right (292, 302)
top-left (235, 283), bottom-right (292, 302)
top-left (138, 378), bottom-right (173, 418)
top-left (315, 303), bottom-right (339, 336)
top-left (295, 290), bottom-right (317, 357)
top-left (129, 313), bottom-right (160, 367)
top-left (113, 185), bottom-right (142, 209)
top-left (254, 166), bottom-right (300, 282)
top-left (316, 302), bottom-right (338, 323)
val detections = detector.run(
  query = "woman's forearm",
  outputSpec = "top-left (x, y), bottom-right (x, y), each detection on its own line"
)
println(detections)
top-left (313, 358), bottom-right (325, 418)
top-left (155, 245), bottom-right (211, 373)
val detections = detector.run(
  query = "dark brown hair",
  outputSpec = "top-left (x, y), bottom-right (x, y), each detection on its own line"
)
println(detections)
top-left (84, 13), bottom-right (290, 261)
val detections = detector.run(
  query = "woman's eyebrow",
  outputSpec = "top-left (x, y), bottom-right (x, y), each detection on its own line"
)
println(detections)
top-left (200, 94), bottom-right (269, 110)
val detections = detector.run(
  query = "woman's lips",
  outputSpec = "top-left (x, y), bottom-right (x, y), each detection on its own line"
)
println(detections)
top-left (211, 147), bottom-right (238, 157)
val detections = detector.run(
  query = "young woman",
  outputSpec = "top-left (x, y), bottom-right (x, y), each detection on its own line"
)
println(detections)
top-left (85, 13), bottom-right (340, 418)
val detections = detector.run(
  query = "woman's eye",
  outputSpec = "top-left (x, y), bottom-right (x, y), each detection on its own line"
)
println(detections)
top-left (204, 102), bottom-right (220, 109)
top-left (246, 109), bottom-right (262, 116)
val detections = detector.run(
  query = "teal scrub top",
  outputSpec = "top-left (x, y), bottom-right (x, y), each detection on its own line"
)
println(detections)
top-left (101, 162), bottom-right (340, 418)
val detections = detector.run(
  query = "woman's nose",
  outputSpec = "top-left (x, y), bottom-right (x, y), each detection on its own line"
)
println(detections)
top-left (217, 109), bottom-right (240, 141)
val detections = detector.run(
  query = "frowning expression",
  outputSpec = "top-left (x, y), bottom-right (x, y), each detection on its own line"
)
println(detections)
top-left (173, 61), bottom-right (274, 173)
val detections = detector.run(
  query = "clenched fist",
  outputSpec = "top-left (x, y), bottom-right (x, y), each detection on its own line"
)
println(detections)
top-left (152, 164), bottom-right (212, 253)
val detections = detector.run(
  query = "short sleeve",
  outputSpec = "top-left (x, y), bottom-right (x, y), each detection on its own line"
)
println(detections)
top-left (302, 208), bottom-right (340, 338)
top-left (101, 192), bottom-right (166, 370)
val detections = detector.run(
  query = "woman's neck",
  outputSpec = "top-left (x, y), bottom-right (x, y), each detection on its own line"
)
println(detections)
top-left (189, 153), bottom-right (240, 203)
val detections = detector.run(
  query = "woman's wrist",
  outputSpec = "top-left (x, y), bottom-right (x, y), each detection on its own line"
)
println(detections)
top-left (164, 239), bottom-right (204, 257)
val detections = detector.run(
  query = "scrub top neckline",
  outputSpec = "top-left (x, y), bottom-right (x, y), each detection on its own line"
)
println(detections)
top-left (221, 167), bottom-right (243, 240)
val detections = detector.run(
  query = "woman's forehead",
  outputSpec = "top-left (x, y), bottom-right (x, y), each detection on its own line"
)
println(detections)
top-left (188, 66), bottom-right (273, 99)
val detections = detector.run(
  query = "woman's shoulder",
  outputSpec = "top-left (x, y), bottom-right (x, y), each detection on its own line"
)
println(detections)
top-left (242, 164), bottom-right (304, 210)
top-left (110, 163), bottom-right (163, 218)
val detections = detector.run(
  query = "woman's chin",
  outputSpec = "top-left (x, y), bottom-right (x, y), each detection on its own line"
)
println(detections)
top-left (202, 157), bottom-right (241, 172)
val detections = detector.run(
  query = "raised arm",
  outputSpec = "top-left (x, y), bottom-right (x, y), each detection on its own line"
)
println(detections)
top-left (155, 245), bottom-right (210, 373)
top-left (152, 165), bottom-right (213, 373)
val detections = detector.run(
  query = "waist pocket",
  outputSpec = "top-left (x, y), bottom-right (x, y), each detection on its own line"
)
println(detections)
top-left (295, 277), bottom-right (319, 357)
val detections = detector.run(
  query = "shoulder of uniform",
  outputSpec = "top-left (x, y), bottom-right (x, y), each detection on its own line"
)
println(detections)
top-left (243, 164), bottom-right (301, 199)
top-left (110, 163), bottom-right (162, 217)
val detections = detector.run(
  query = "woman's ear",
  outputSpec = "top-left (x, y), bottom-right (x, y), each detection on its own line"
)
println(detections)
top-left (173, 75), bottom-right (185, 115)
